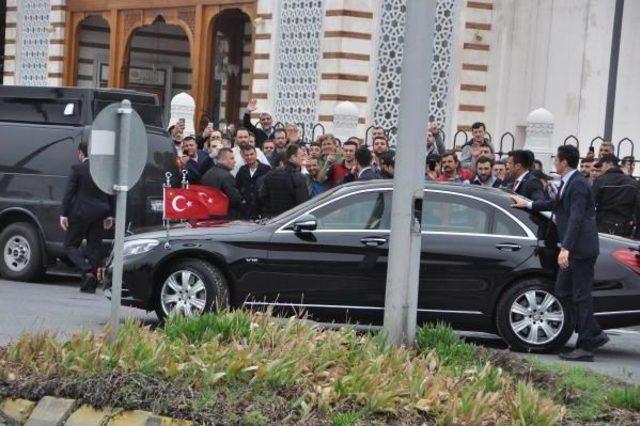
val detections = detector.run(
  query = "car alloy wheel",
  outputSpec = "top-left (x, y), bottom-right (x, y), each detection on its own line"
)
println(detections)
top-left (509, 289), bottom-right (564, 345)
top-left (3, 235), bottom-right (31, 272)
top-left (160, 269), bottom-right (208, 317)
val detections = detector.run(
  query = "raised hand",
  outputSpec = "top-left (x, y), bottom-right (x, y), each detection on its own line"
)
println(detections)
top-left (247, 98), bottom-right (258, 113)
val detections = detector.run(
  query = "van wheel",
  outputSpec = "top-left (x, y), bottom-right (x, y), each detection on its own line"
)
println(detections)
top-left (496, 278), bottom-right (574, 352)
top-left (0, 222), bottom-right (45, 281)
top-left (155, 259), bottom-right (230, 321)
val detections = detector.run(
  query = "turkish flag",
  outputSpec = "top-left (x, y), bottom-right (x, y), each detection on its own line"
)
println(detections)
top-left (188, 185), bottom-right (229, 217)
top-left (163, 186), bottom-right (229, 220)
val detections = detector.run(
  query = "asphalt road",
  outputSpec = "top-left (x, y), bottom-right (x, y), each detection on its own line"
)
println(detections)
top-left (1, 276), bottom-right (640, 383)
top-left (0, 275), bottom-right (156, 345)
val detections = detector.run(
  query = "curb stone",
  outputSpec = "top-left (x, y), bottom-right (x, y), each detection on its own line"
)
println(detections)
top-left (65, 404), bottom-right (113, 426)
top-left (0, 398), bottom-right (191, 426)
top-left (0, 399), bottom-right (36, 424)
top-left (24, 396), bottom-right (76, 426)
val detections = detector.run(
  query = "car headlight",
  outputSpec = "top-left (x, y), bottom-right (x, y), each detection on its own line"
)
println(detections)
top-left (122, 239), bottom-right (160, 257)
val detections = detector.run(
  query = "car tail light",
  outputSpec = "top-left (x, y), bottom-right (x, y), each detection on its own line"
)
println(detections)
top-left (613, 248), bottom-right (640, 274)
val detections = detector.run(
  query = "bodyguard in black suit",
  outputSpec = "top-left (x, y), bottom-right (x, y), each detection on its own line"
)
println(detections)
top-left (60, 142), bottom-right (114, 293)
top-left (508, 150), bottom-right (546, 201)
top-left (513, 145), bottom-right (608, 361)
top-left (235, 145), bottom-right (271, 219)
top-left (201, 148), bottom-right (243, 220)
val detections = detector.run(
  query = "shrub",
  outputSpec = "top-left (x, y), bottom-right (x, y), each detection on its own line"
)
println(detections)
top-left (415, 322), bottom-right (478, 370)
top-left (163, 309), bottom-right (251, 343)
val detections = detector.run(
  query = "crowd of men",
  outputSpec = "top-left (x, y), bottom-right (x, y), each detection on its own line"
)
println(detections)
top-left (169, 100), bottom-right (640, 240)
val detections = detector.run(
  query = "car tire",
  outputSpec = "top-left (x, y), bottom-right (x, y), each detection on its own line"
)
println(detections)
top-left (496, 278), bottom-right (574, 352)
top-left (154, 259), bottom-right (230, 321)
top-left (0, 222), bottom-right (45, 282)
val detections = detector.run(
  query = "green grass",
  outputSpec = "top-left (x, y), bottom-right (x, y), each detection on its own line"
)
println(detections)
top-left (163, 309), bottom-right (252, 343)
top-left (610, 385), bottom-right (640, 411)
top-left (415, 322), bottom-right (479, 371)
top-left (528, 359), bottom-right (640, 422)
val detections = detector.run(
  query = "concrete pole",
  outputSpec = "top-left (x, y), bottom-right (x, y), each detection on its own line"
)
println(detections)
top-left (109, 99), bottom-right (132, 341)
top-left (383, 0), bottom-right (437, 346)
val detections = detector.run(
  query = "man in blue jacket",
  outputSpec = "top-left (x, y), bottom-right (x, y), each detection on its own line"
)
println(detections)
top-left (512, 145), bottom-right (608, 361)
top-left (183, 135), bottom-right (214, 184)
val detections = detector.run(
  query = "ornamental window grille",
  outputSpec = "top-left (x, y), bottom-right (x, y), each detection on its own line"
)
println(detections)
top-left (16, 0), bottom-right (51, 86)
top-left (373, 0), bottom-right (457, 145)
top-left (274, 0), bottom-right (324, 133)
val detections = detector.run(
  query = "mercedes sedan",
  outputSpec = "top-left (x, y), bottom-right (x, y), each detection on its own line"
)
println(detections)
top-left (109, 181), bottom-right (640, 351)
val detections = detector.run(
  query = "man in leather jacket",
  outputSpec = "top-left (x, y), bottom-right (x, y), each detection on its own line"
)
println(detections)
top-left (592, 154), bottom-right (640, 239)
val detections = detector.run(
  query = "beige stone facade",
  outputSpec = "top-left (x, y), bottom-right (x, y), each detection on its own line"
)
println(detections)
top-left (3, 0), bottom-right (639, 155)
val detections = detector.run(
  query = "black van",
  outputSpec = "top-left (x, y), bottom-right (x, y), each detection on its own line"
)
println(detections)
top-left (0, 86), bottom-right (179, 281)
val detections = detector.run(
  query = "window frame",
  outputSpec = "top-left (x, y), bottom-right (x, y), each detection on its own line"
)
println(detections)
top-left (277, 188), bottom-right (393, 233)
top-left (276, 187), bottom-right (536, 239)
top-left (421, 189), bottom-right (536, 239)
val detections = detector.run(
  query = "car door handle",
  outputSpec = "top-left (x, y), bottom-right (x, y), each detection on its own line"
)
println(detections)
top-left (496, 243), bottom-right (521, 252)
top-left (360, 237), bottom-right (388, 247)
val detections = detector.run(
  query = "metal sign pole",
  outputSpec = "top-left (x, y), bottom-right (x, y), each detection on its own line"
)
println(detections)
top-left (383, 0), bottom-right (436, 346)
top-left (109, 100), bottom-right (132, 341)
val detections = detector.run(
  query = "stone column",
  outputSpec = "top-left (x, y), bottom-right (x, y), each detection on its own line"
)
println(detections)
top-left (333, 101), bottom-right (359, 142)
top-left (524, 107), bottom-right (555, 172)
top-left (170, 92), bottom-right (196, 135)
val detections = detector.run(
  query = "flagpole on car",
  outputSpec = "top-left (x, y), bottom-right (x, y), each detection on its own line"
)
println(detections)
top-left (163, 172), bottom-right (172, 249)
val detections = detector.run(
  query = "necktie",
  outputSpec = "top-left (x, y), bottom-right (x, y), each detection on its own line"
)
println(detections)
top-left (556, 180), bottom-right (565, 204)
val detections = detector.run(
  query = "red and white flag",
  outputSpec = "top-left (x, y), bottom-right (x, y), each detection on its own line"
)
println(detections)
top-left (163, 186), bottom-right (229, 220)
top-left (189, 185), bottom-right (229, 217)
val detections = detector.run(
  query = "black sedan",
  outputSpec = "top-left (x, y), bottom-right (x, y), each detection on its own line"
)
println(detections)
top-left (109, 181), bottom-right (640, 351)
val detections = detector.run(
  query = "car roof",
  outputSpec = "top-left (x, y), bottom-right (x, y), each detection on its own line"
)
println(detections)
top-left (335, 180), bottom-right (514, 205)
top-left (0, 86), bottom-right (159, 104)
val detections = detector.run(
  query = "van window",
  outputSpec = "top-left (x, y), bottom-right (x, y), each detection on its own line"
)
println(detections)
top-left (0, 125), bottom-right (75, 176)
top-left (0, 98), bottom-right (81, 125)
top-left (94, 100), bottom-right (164, 128)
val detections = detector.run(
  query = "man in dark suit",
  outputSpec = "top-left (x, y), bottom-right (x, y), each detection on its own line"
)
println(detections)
top-left (60, 142), bottom-right (114, 293)
top-left (341, 146), bottom-right (378, 183)
top-left (235, 145), bottom-right (271, 219)
top-left (259, 144), bottom-right (309, 217)
top-left (508, 149), bottom-right (546, 201)
top-left (201, 148), bottom-right (243, 220)
top-left (512, 145), bottom-right (608, 361)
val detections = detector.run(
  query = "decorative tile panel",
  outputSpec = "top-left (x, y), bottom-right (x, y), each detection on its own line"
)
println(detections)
top-left (373, 0), bottom-right (457, 144)
top-left (16, 0), bottom-right (51, 86)
top-left (274, 0), bottom-right (324, 133)
top-left (430, 0), bottom-right (457, 128)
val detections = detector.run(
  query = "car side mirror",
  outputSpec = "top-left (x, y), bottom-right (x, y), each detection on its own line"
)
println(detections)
top-left (292, 214), bottom-right (317, 233)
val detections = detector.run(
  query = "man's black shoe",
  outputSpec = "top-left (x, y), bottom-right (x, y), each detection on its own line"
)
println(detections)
top-left (590, 332), bottom-right (610, 350)
top-left (79, 274), bottom-right (97, 294)
top-left (559, 348), bottom-right (594, 362)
